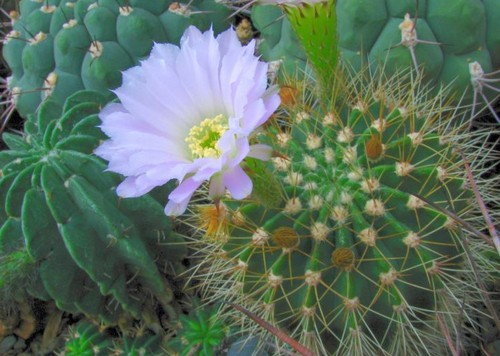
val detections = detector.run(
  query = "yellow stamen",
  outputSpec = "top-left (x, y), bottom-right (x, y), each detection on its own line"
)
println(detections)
top-left (185, 114), bottom-right (228, 158)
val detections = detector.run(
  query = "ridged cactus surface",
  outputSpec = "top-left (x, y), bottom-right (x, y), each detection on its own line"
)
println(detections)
top-left (337, 0), bottom-right (500, 103)
top-left (251, 5), bottom-right (307, 78)
top-left (0, 90), bottom-right (187, 324)
top-left (2, 0), bottom-right (231, 117)
top-left (191, 71), bottom-right (483, 354)
top-left (252, 0), bottom-right (500, 104)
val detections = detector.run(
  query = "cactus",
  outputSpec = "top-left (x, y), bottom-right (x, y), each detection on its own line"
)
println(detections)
top-left (250, 0), bottom-right (500, 107)
top-left (337, 0), bottom-right (500, 107)
top-left (167, 299), bottom-right (228, 356)
top-left (186, 65), bottom-right (499, 354)
top-left (64, 321), bottom-right (115, 355)
top-left (0, 247), bottom-right (35, 310)
top-left (64, 320), bottom-right (165, 355)
top-left (2, 0), bottom-right (232, 118)
top-left (250, 5), bottom-right (307, 80)
top-left (167, 299), bottom-right (275, 356)
top-left (0, 90), bottom-right (187, 324)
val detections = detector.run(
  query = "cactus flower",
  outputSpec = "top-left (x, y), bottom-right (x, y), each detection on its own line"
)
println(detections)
top-left (96, 26), bottom-right (280, 216)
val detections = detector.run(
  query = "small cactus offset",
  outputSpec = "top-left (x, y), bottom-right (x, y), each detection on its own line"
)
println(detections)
top-left (64, 320), bottom-right (165, 355)
top-left (187, 66), bottom-right (499, 354)
top-left (64, 321), bottom-right (115, 355)
top-left (0, 90), bottom-right (187, 324)
top-left (167, 300), bottom-right (228, 356)
top-left (2, 0), bottom-right (232, 117)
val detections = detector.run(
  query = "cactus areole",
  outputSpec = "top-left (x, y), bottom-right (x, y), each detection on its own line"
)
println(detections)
top-left (192, 69), bottom-right (475, 353)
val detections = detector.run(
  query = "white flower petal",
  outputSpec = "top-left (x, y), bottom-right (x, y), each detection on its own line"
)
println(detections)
top-left (248, 144), bottom-right (273, 161)
top-left (96, 26), bottom-right (280, 216)
top-left (223, 165), bottom-right (252, 199)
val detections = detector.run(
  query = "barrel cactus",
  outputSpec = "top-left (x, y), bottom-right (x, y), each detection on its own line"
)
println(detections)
top-left (2, 0), bottom-right (232, 117)
top-left (0, 90), bottom-right (187, 324)
top-left (185, 64), bottom-right (499, 354)
top-left (250, 0), bottom-right (500, 107)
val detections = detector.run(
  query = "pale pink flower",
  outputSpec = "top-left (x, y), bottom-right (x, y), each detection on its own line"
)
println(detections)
top-left (96, 26), bottom-right (280, 216)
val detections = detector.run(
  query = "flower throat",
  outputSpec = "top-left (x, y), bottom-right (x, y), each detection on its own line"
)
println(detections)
top-left (185, 114), bottom-right (228, 158)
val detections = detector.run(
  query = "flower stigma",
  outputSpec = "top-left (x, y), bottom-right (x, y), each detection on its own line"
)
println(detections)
top-left (185, 114), bottom-right (228, 158)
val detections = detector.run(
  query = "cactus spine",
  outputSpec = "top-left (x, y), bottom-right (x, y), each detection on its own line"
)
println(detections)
top-left (251, 0), bottom-right (500, 107)
top-left (186, 66), bottom-right (498, 354)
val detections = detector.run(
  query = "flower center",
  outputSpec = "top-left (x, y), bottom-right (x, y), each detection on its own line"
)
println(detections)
top-left (185, 114), bottom-right (228, 158)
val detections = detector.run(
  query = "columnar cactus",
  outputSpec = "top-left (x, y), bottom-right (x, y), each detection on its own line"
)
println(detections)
top-left (0, 90), bottom-right (187, 324)
top-left (188, 67), bottom-right (498, 354)
top-left (2, 0), bottom-right (232, 117)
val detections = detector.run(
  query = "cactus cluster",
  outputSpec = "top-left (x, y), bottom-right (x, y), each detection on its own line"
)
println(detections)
top-left (188, 66), bottom-right (498, 354)
top-left (251, 0), bottom-right (500, 105)
top-left (64, 320), bottom-right (165, 355)
top-left (0, 90), bottom-right (187, 324)
top-left (2, 0), bottom-right (231, 117)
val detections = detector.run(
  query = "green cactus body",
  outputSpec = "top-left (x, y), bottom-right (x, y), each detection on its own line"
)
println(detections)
top-left (251, 0), bottom-right (499, 105)
top-left (2, 0), bottom-right (231, 118)
top-left (64, 320), bottom-right (164, 355)
top-left (337, 0), bottom-right (500, 104)
top-left (190, 70), bottom-right (484, 353)
top-left (64, 321), bottom-right (115, 356)
top-left (168, 300), bottom-right (228, 356)
top-left (251, 5), bottom-right (307, 79)
top-left (0, 90), bottom-right (187, 324)
top-left (282, 0), bottom-right (339, 92)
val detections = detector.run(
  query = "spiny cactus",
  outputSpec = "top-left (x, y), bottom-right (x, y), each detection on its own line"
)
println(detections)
top-left (64, 320), bottom-right (165, 355)
top-left (64, 321), bottom-right (115, 355)
top-left (167, 300), bottom-right (228, 356)
top-left (250, 4), bottom-right (307, 79)
top-left (250, 0), bottom-right (500, 108)
top-left (0, 247), bottom-right (35, 310)
top-left (0, 90), bottom-right (187, 324)
top-left (186, 67), bottom-right (499, 354)
top-left (337, 0), bottom-right (500, 110)
top-left (2, 0), bottom-right (232, 117)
